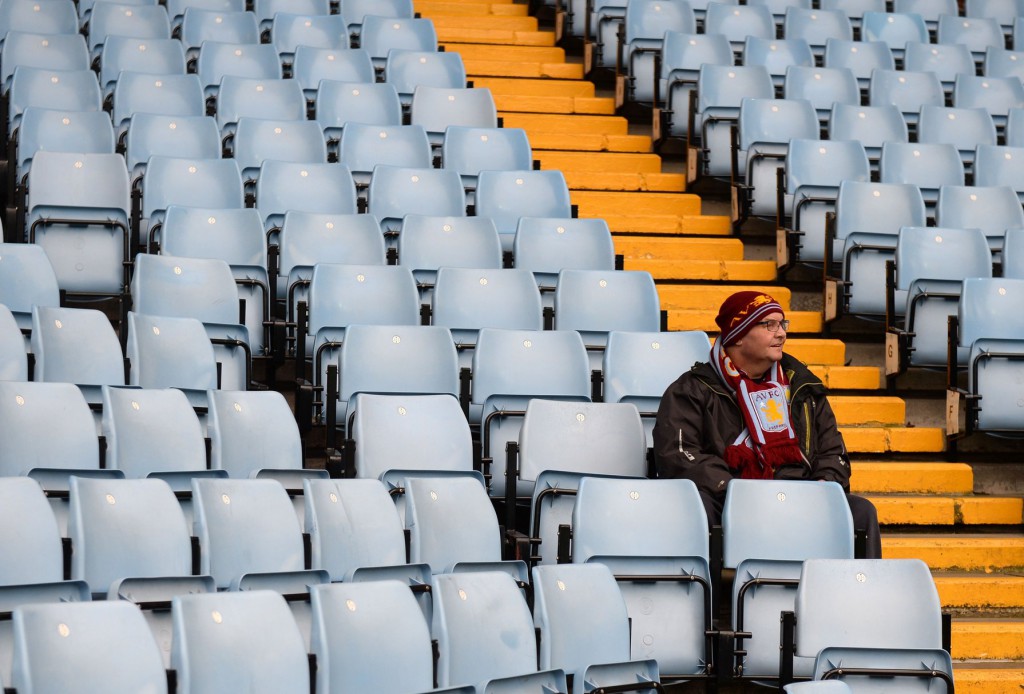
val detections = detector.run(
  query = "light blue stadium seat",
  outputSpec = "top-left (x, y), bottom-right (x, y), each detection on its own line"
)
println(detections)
top-left (475, 169), bottom-right (572, 253)
top-left (87, 2), bottom-right (170, 65)
top-left (315, 80), bottom-right (403, 150)
top-left (230, 116), bottom-right (327, 185)
top-left (0, 305), bottom-right (26, 381)
top-left (518, 400), bottom-right (648, 566)
top-left (303, 479), bottom-right (433, 610)
top-left (833, 181), bottom-right (927, 318)
top-left (938, 13), bottom-right (1005, 63)
top-left (917, 104), bottom-right (997, 166)
top-left (878, 141), bottom-right (964, 206)
top-left (861, 10), bottom-right (929, 62)
top-left (821, 38), bottom-right (894, 91)
top-left (975, 144), bottom-right (1024, 202)
top-left (602, 329), bottom-right (711, 442)
top-left (513, 216), bottom-right (615, 302)
top-left (111, 71), bottom-right (205, 137)
top-left (215, 75), bottom-right (306, 138)
top-left (471, 328), bottom-right (591, 495)
top-left (160, 205), bottom-right (271, 357)
top-left (783, 8), bottom-right (852, 56)
top-left (966, 0), bottom-right (1022, 32)
top-left (893, 0), bottom-right (958, 34)
top-left (271, 12), bottom-right (347, 69)
top-left (165, 0), bottom-right (245, 33)
top-left (532, 563), bottom-right (662, 694)
top-left (0, 242), bottom-right (60, 331)
top-left (0, 31), bottom-right (89, 96)
top-left (171, 590), bottom-right (311, 694)
top-left (398, 214), bottom-right (502, 297)
top-left (432, 267), bottom-right (544, 368)
top-left (781, 65), bottom-right (859, 127)
top-left (723, 480), bottom-right (854, 681)
top-left (819, 0), bottom-right (885, 27)
top-left (256, 160), bottom-right (358, 236)
top-left (124, 113), bottom-right (219, 184)
top-left (360, 15), bottom-right (437, 70)
top-left (196, 39), bottom-right (281, 103)
top-left (99, 36), bottom-right (183, 102)
top-left (936, 183), bottom-right (1024, 252)
top-left (251, 0), bottom-right (328, 40)
top-left (342, 0), bottom-right (414, 40)
top-left (292, 46), bottom-right (374, 105)
top-left (310, 580), bottom-right (472, 694)
top-left (338, 122), bottom-right (432, 188)
top-left (12, 601), bottom-right (167, 694)
top-left (659, 31), bottom-right (733, 139)
top-left (957, 277), bottom-right (1024, 434)
top-left (953, 73), bottom-right (1024, 130)
top-left (30, 306), bottom-right (124, 404)
top-left (573, 477), bottom-right (711, 680)
top-left (140, 155), bottom-right (244, 253)
top-left (25, 150), bottom-right (130, 296)
top-left (694, 64), bottom-right (775, 179)
top-left (442, 126), bottom-right (533, 192)
top-left (180, 8), bottom-right (258, 63)
top-left (553, 269), bottom-right (662, 363)
top-left (893, 226), bottom-right (992, 370)
top-left (275, 211), bottom-right (384, 310)
top-left (622, 0), bottom-right (696, 104)
top-left (434, 571), bottom-right (568, 692)
top-left (125, 311), bottom-right (219, 406)
top-left (983, 45), bottom-right (1024, 80)
top-left (736, 97), bottom-right (820, 219)
top-left (745, 37), bottom-right (815, 91)
top-left (827, 104), bottom-right (908, 169)
top-left (868, 68), bottom-right (944, 126)
top-left (131, 254), bottom-right (252, 389)
top-left (410, 85), bottom-right (498, 146)
top-left (0, 0), bottom-right (78, 46)
top-left (405, 474), bottom-right (527, 580)
top-left (904, 42), bottom-right (976, 95)
top-left (367, 164), bottom-right (467, 237)
top-left (386, 49), bottom-right (466, 107)
top-left (78, 0), bottom-right (157, 27)
top-left (791, 559), bottom-right (953, 692)
top-left (784, 682), bottom-right (853, 694)
top-left (704, 2), bottom-right (775, 53)
top-left (750, 0), bottom-right (811, 29)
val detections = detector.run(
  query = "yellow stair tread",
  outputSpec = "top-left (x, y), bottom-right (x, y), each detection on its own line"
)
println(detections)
top-left (952, 620), bottom-right (1024, 661)
top-left (882, 535), bottom-right (1024, 570)
top-left (465, 60), bottom-right (584, 80)
top-left (864, 495), bottom-right (1024, 526)
top-left (430, 15), bottom-right (538, 30)
top-left (614, 236), bottom-right (746, 261)
top-left (829, 395), bottom-right (907, 427)
top-left (501, 112), bottom-right (630, 136)
top-left (416, 1), bottom-right (530, 16)
top-left (471, 77), bottom-right (595, 97)
top-left (951, 666), bottom-right (1024, 693)
top-left (442, 43), bottom-right (566, 63)
top-left (657, 284), bottom-right (795, 309)
top-left (573, 190), bottom-right (704, 217)
top-left (564, 172), bottom-right (686, 192)
top-left (839, 426), bottom-right (946, 454)
top-left (599, 214), bottom-right (733, 234)
top-left (495, 94), bottom-right (616, 115)
top-left (934, 573), bottom-right (1024, 608)
top-left (626, 258), bottom-right (776, 281)
top-left (666, 309), bottom-right (822, 334)
top-left (851, 462), bottom-right (975, 494)
top-left (528, 132), bottom-right (651, 152)
top-left (536, 150), bottom-right (665, 173)
top-left (806, 365), bottom-right (882, 390)
top-left (438, 28), bottom-right (556, 45)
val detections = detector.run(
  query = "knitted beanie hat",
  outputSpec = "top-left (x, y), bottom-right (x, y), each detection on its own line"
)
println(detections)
top-left (715, 291), bottom-right (785, 346)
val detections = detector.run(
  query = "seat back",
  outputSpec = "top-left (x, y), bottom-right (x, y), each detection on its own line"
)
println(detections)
top-left (271, 12), bottom-right (348, 60)
top-left (125, 113), bottom-right (220, 175)
top-left (0, 381), bottom-right (98, 475)
top-left (903, 42), bottom-right (975, 91)
top-left (292, 46), bottom-right (374, 97)
top-left (935, 184), bottom-right (1024, 245)
top-left (0, 243), bottom-right (60, 329)
top-left (405, 475), bottom-right (501, 573)
top-left (231, 116), bottom-right (327, 179)
top-left (196, 40), bottom-right (282, 96)
top-left (307, 263), bottom-right (420, 340)
top-left (360, 15), bottom-right (437, 66)
top-left (704, 2), bottom-right (775, 49)
top-left (878, 141), bottom-right (965, 200)
top-left (409, 85), bottom-right (497, 143)
top-left (215, 75), bottom-right (305, 131)
top-left (783, 8), bottom-right (853, 52)
top-left (917, 105), bottom-right (997, 157)
top-left (1, 32), bottom-right (89, 93)
top-left (513, 217), bottom-right (615, 292)
top-left (180, 8), bottom-right (258, 53)
top-left (87, 3), bottom-right (171, 59)
top-left (314, 80), bottom-right (403, 132)
top-left (861, 10), bottom-right (929, 57)
top-left (744, 37), bottom-right (814, 85)
top-left (553, 269), bottom-right (661, 351)
top-left (111, 71), bottom-right (205, 128)
top-left (938, 13), bottom-right (1005, 57)
top-left (441, 126), bottom-right (532, 187)
top-left (869, 68), bottom-right (944, 123)
top-left (338, 122), bottom-right (432, 184)
top-left (475, 169), bottom-right (572, 251)
top-left (822, 38), bottom-right (894, 88)
top-left (99, 37), bottom-right (186, 93)
top-left (782, 65), bottom-right (860, 120)
top-left (131, 253), bottom-right (242, 328)
top-left (827, 103), bottom-right (908, 160)
top-left (30, 306), bottom-right (124, 400)
top-left (954, 73), bottom-right (1024, 124)
top-left (432, 267), bottom-right (543, 347)
top-left (397, 214), bottom-right (502, 288)
top-left (0, 305), bottom-right (26, 381)
top-left (256, 161), bottom-right (358, 232)
top-left (367, 165), bottom-right (466, 232)
top-left (141, 155), bottom-right (244, 224)
top-left (0, 478), bottom-right (64, 585)
top-left (125, 311), bottom-right (219, 396)
top-left (386, 49), bottom-right (466, 103)
top-left (17, 107), bottom-right (114, 181)
top-left (207, 390), bottom-right (303, 476)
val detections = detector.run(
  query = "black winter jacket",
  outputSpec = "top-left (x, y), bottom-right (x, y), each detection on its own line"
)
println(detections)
top-left (652, 353), bottom-right (851, 500)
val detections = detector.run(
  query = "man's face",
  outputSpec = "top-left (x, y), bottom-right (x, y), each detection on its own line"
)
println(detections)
top-left (729, 311), bottom-right (787, 374)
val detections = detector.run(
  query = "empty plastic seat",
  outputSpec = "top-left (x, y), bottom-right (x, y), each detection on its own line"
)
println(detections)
top-left (860, 11), bottom-right (929, 61)
top-left (879, 141), bottom-right (964, 205)
top-left (659, 31), bottom-right (734, 139)
top-left (252, 0), bottom-right (328, 35)
top-left (513, 216), bottom-right (615, 299)
top-left (694, 64), bottom-right (775, 179)
top-left (30, 306), bottom-right (124, 403)
top-left (868, 68), bottom-right (944, 126)
top-left (292, 46), bottom-right (374, 104)
top-left (781, 65), bottom-right (860, 126)
top-left (271, 12), bottom-right (347, 68)
top-left (984, 45), bottom-right (1024, 80)
top-left (822, 38), bottom-right (894, 90)
top-left (385, 49), bottom-right (466, 106)
top-left (894, 0), bottom-right (958, 33)
top-left (360, 15), bottom-right (437, 69)
top-left (171, 590), bottom-right (311, 693)
top-left (25, 151), bottom-right (129, 296)
top-left (196, 40), bottom-right (281, 102)
top-left (966, 0), bottom-right (1022, 32)
top-left (827, 103), bottom-right (908, 167)
top-left (475, 169), bottom-right (572, 252)
top-left (0, 242), bottom-right (61, 330)
top-left (367, 165), bottom-right (466, 236)
top-left (11, 601), bottom-right (167, 693)
top-left (917, 105), bottom-right (997, 165)
top-left (338, 123), bottom-right (432, 187)
top-left (532, 563), bottom-right (662, 694)
top-left (342, 0), bottom-right (414, 39)
top-left (744, 37), bottom-right (815, 88)
top-left (231, 116), bottom-right (328, 185)
top-left (1, 31), bottom-right (89, 95)
top-left (8, 66), bottom-right (101, 144)
top-left (87, 2), bottom-right (170, 64)
top-left (397, 214), bottom-right (502, 296)
top-left (783, 7), bottom-right (852, 55)
top-left (0, 0), bottom-right (78, 45)
top-left (98, 36), bottom-right (185, 101)
top-left (819, 0), bottom-right (886, 26)
top-left (111, 72), bottom-right (205, 135)
top-left (974, 143), bottom-right (1024, 202)
top-left (125, 311), bottom-right (219, 404)
top-left (938, 14), bottom-right (1005, 62)
top-left (256, 160), bottom-right (358, 235)
top-left (215, 75), bottom-right (305, 137)
top-left (180, 8), bottom-right (258, 60)
top-left (904, 42), bottom-right (976, 94)
top-left (937, 183), bottom-right (1024, 253)
top-left (409, 85), bottom-right (498, 145)
top-left (15, 106), bottom-right (115, 200)
top-left (441, 125), bottom-right (533, 191)
top-left (704, 2), bottom-right (775, 52)
top-left (0, 305), bottom-right (26, 381)
top-left (953, 73), bottom-right (1024, 129)
top-left (622, 0), bottom-right (697, 103)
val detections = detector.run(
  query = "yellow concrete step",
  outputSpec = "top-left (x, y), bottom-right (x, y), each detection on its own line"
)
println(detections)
top-left (882, 535), bottom-right (1024, 570)
top-left (442, 43), bottom-right (566, 64)
top-left (783, 338), bottom-right (847, 366)
top-left (430, 15), bottom-right (538, 31)
top-left (851, 462), bottom-right (975, 494)
top-left (935, 573), bottom-right (1024, 609)
top-left (437, 27), bottom-right (556, 46)
top-left (471, 77), bottom-right (595, 98)
top-left (665, 308), bottom-right (823, 334)
top-left (615, 236), bottom-right (746, 262)
top-left (564, 172), bottom-right (687, 192)
top-left (829, 395), bottom-right (906, 427)
top-left (953, 666), bottom-right (1024, 694)
top-left (495, 94), bottom-right (616, 114)
top-left (527, 131), bottom-right (651, 152)
top-left (866, 495), bottom-right (1024, 525)
top-left (465, 59), bottom-right (585, 80)
top-left (807, 365), bottom-right (882, 390)
top-left (417, 0), bottom-right (530, 16)
top-left (657, 284), bottom-right (794, 310)
top-left (625, 258), bottom-right (777, 281)
top-left (501, 112), bottom-right (630, 136)
top-left (840, 426), bottom-right (946, 454)
top-left (573, 190), bottom-right (703, 218)
top-left (594, 213), bottom-right (733, 234)
top-left (952, 621), bottom-right (1024, 660)
top-left (537, 151), bottom-right (664, 174)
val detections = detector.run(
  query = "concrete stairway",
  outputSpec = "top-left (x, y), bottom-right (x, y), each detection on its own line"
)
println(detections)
top-left (419, 0), bottom-right (1024, 689)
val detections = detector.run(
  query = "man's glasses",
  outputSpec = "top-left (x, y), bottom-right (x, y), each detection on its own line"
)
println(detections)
top-left (756, 319), bottom-right (790, 332)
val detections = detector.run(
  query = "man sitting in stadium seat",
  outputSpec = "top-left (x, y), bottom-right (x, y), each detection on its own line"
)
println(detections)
top-left (653, 290), bottom-right (882, 558)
